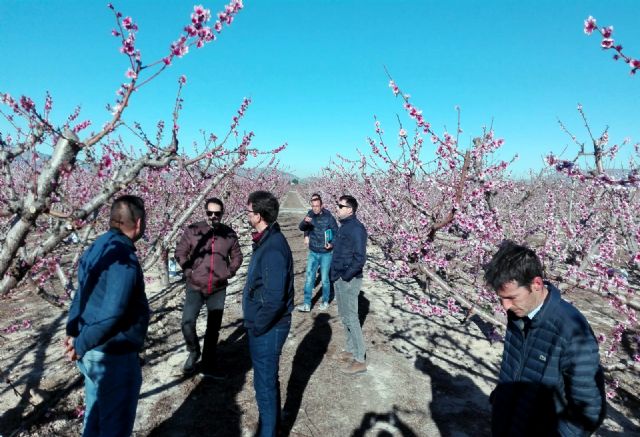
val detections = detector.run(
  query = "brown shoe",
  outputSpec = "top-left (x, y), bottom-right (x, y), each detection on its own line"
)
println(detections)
top-left (336, 351), bottom-right (354, 363)
top-left (341, 360), bottom-right (367, 375)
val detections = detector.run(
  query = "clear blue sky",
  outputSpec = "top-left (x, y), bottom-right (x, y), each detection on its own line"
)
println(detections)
top-left (1, 0), bottom-right (638, 177)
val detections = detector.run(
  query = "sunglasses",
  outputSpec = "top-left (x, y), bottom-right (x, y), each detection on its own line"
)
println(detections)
top-left (336, 203), bottom-right (350, 209)
top-left (206, 210), bottom-right (223, 217)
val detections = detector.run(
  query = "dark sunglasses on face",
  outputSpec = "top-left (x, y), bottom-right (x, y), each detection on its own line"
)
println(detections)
top-left (337, 203), bottom-right (350, 209)
top-left (206, 210), bottom-right (223, 217)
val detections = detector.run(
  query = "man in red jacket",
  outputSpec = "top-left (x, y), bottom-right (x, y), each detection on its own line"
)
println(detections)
top-left (175, 197), bottom-right (243, 376)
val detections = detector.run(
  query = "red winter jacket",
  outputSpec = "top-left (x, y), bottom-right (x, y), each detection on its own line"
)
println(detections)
top-left (175, 221), bottom-right (243, 294)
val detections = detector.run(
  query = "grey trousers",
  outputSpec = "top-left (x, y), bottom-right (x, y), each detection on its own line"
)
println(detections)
top-left (335, 277), bottom-right (366, 362)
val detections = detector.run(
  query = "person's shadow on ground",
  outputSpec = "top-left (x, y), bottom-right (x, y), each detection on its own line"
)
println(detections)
top-left (358, 291), bottom-right (370, 328)
top-left (415, 355), bottom-right (491, 437)
top-left (281, 313), bottom-right (332, 436)
top-left (148, 325), bottom-right (251, 437)
top-left (351, 406), bottom-right (419, 437)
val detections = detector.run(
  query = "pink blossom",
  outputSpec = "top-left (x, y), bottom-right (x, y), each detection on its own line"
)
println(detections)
top-left (601, 38), bottom-right (614, 49)
top-left (162, 56), bottom-right (172, 66)
top-left (44, 93), bottom-right (53, 112)
top-left (178, 75), bottom-right (187, 84)
top-left (184, 24), bottom-right (198, 37)
top-left (191, 5), bottom-right (212, 25)
top-left (122, 16), bottom-right (138, 31)
top-left (73, 120), bottom-right (92, 133)
top-left (111, 29), bottom-right (121, 37)
top-left (600, 25), bottom-right (613, 38)
top-left (399, 128), bottom-right (407, 137)
top-left (388, 80), bottom-right (400, 96)
top-left (125, 68), bottom-right (137, 79)
top-left (20, 96), bottom-right (35, 112)
top-left (583, 16), bottom-right (597, 35)
top-left (120, 35), bottom-right (135, 55)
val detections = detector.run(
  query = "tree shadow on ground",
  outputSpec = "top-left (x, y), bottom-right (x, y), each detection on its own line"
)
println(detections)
top-left (359, 291), bottom-right (370, 328)
top-left (281, 313), bottom-right (331, 435)
top-left (147, 325), bottom-right (251, 437)
top-left (0, 312), bottom-right (83, 436)
top-left (351, 405), bottom-right (419, 437)
top-left (598, 387), bottom-right (640, 436)
top-left (415, 355), bottom-right (491, 437)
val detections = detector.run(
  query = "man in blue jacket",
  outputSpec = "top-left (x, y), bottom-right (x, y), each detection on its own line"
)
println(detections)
top-left (65, 195), bottom-right (150, 437)
top-left (330, 195), bottom-right (368, 375)
top-left (243, 190), bottom-right (294, 437)
top-left (484, 241), bottom-right (606, 436)
top-left (297, 193), bottom-right (338, 312)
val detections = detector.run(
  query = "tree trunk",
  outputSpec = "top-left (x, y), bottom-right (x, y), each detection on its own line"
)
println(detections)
top-left (159, 247), bottom-right (170, 287)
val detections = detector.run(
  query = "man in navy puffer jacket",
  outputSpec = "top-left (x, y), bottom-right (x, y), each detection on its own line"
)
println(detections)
top-left (484, 241), bottom-right (606, 436)
top-left (297, 193), bottom-right (338, 312)
top-left (243, 191), bottom-right (294, 437)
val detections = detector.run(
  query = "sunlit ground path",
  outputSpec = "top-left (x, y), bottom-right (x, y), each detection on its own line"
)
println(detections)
top-left (2, 191), bottom-right (638, 436)
top-left (134, 195), bottom-right (497, 437)
top-left (279, 190), bottom-right (308, 214)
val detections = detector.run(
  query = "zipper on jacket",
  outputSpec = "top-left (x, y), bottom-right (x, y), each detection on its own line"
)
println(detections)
top-left (207, 237), bottom-right (215, 294)
top-left (514, 324), bottom-right (534, 380)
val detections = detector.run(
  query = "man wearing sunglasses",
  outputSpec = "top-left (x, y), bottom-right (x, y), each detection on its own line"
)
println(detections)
top-left (175, 197), bottom-right (243, 376)
top-left (330, 195), bottom-right (368, 375)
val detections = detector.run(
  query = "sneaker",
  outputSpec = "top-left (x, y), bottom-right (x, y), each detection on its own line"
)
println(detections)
top-left (341, 360), bottom-right (367, 375)
top-left (319, 302), bottom-right (329, 311)
top-left (183, 351), bottom-right (200, 374)
top-left (296, 303), bottom-right (311, 312)
top-left (336, 350), bottom-right (354, 363)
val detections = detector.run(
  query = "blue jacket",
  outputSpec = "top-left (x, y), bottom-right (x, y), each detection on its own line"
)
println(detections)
top-left (242, 223), bottom-right (294, 336)
top-left (491, 283), bottom-right (605, 436)
top-left (66, 228), bottom-right (150, 358)
top-left (299, 208), bottom-right (338, 253)
top-left (330, 214), bottom-right (367, 282)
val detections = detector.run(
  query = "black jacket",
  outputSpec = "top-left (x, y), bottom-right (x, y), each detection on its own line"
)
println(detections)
top-left (491, 283), bottom-right (606, 436)
top-left (329, 215), bottom-right (367, 282)
top-left (299, 208), bottom-right (338, 253)
top-left (242, 223), bottom-right (294, 336)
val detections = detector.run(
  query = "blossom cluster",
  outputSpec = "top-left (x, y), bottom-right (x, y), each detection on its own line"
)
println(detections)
top-left (584, 16), bottom-right (640, 75)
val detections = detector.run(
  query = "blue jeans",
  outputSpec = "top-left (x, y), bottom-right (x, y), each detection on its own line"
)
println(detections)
top-left (303, 251), bottom-right (332, 306)
top-left (77, 350), bottom-right (142, 437)
top-left (248, 322), bottom-right (290, 437)
top-left (335, 277), bottom-right (366, 362)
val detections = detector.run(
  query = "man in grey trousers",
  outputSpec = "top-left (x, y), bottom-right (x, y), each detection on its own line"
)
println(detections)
top-left (329, 195), bottom-right (368, 374)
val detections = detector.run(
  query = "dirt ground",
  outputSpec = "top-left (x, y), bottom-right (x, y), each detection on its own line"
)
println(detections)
top-left (1, 191), bottom-right (639, 436)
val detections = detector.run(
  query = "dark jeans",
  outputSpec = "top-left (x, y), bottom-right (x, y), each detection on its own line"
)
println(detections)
top-left (181, 285), bottom-right (225, 368)
top-left (248, 321), bottom-right (290, 437)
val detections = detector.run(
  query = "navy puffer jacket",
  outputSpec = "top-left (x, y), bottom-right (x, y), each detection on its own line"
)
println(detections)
top-left (491, 283), bottom-right (606, 436)
top-left (299, 208), bottom-right (338, 253)
top-left (242, 223), bottom-right (294, 337)
top-left (330, 215), bottom-right (367, 282)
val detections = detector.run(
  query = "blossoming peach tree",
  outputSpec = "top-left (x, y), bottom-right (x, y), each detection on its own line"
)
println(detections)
top-left (312, 72), bottom-right (638, 394)
top-left (0, 1), bottom-right (287, 302)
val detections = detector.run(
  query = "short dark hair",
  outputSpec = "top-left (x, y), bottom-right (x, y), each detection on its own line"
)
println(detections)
top-left (248, 191), bottom-right (279, 224)
top-left (110, 195), bottom-right (145, 228)
top-left (310, 193), bottom-right (322, 204)
top-left (205, 197), bottom-right (224, 212)
top-left (339, 195), bottom-right (358, 213)
top-left (483, 240), bottom-right (544, 291)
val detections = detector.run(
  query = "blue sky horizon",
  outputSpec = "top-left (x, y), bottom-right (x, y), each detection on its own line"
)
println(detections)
top-left (2, 1), bottom-right (639, 178)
